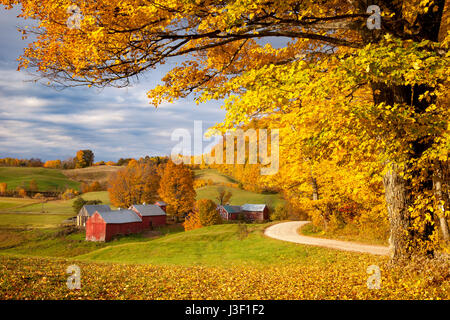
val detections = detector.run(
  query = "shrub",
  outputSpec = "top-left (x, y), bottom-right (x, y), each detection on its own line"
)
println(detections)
top-left (0, 182), bottom-right (7, 195)
top-left (196, 199), bottom-right (221, 226)
top-left (183, 211), bottom-right (202, 231)
top-left (270, 204), bottom-right (289, 221)
top-left (33, 193), bottom-right (44, 199)
top-left (62, 188), bottom-right (79, 200)
top-left (17, 187), bottom-right (27, 198)
top-left (81, 181), bottom-right (104, 193)
top-left (72, 196), bottom-right (102, 214)
top-left (193, 179), bottom-right (208, 189)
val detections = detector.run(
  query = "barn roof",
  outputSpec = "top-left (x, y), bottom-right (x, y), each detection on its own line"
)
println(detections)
top-left (95, 210), bottom-right (142, 224)
top-left (241, 204), bottom-right (267, 212)
top-left (79, 205), bottom-right (111, 217)
top-left (155, 200), bottom-right (167, 206)
top-left (220, 205), bottom-right (242, 214)
top-left (131, 204), bottom-right (166, 216)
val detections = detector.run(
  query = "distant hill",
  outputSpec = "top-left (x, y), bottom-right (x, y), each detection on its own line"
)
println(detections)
top-left (63, 165), bottom-right (122, 185)
top-left (193, 168), bottom-right (283, 208)
top-left (0, 167), bottom-right (79, 192)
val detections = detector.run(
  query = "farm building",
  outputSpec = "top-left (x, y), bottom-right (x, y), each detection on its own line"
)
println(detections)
top-left (241, 204), bottom-right (269, 221)
top-left (77, 204), bottom-right (111, 227)
top-left (129, 204), bottom-right (166, 228)
top-left (218, 205), bottom-right (242, 221)
top-left (217, 204), bottom-right (269, 222)
top-left (85, 209), bottom-right (143, 242)
top-left (154, 200), bottom-right (167, 212)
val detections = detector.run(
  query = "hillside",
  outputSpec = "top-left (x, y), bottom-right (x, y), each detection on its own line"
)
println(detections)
top-left (0, 167), bottom-right (79, 191)
top-left (62, 165), bottom-right (122, 185)
top-left (76, 223), bottom-right (325, 266)
top-left (1, 191), bottom-right (111, 215)
top-left (193, 168), bottom-right (284, 207)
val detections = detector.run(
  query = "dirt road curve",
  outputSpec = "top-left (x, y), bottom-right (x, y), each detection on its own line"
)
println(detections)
top-left (264, 221), bottom-right (390, 256)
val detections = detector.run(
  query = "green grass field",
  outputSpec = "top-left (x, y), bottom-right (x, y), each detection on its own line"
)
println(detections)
top-left (0, 214), bottom-right (74, 228)
top-left (0, 167), bottom-right (80, 191)
top-left (194, 168), bottom-right (237, 184)
top-left (195, 185), bottom-right (283, 207)
top-left (75, 223), bottom-right (341, 267)
top-left (0, 223), bottom-right (183, 258)
top-left (193, 168), bottom-right (283, 207)
top-left (1, 191), bottom-right (111, 215)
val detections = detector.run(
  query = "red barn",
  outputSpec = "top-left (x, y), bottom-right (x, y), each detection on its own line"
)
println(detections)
top-left (85, 209), bottom-right (143, 242)
top-left (217, 204), bottom-right (269, 222)
top-left (154, 201), bottom-right (167, 213)
top-left (241, 204), bottom-right (269, 221)
top-left (217, 205), bottom-right (242, 221)
top-left (129, 204), bottom-right (166, 228)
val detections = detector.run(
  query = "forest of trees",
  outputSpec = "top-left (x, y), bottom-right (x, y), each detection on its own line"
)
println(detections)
top-left (108, 157), bottom-right (195, 222)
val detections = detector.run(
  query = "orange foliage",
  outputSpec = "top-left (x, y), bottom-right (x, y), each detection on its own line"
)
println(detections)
top-left (108, 161), bottom-right (160, 208)
top-left (0, 183), bottom-right (7, 194)
top-left (81, 181), bottom-right (103, 193)
top-left (43, 160), bottom-right (62, 169)
top-left (158, 161), bottom-right (196, 221)
top-left (183, 211), bottom-right (202, 231)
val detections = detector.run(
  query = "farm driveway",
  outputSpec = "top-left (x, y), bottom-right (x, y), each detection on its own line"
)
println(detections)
top-left (264, 221), bottom-right (390, 256)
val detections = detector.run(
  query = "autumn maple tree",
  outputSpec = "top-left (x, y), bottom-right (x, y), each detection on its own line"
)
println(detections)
top-left (2, 0), bottom-right (449, 260)
top-left (108, 159), bottom-right (160, 208)
top-left (158, 160), bottom-right (196, 222)
top-left (75, 150), bottom-right (94, 168)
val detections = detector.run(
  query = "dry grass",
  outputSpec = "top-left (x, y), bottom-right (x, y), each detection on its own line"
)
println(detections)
top-left (62, 166), bottom-right (122, 184)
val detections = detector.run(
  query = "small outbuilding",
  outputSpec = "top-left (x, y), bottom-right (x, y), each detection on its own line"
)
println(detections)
top-left (241, 204), bottom-right (269, 221)
top-left (217, 204), bottom-right (269, 222)
top-left (85, 209), bottom-right (142, 242)
top-left (129, 204), bottom-right (166, 229)
top-left (154, 200), bottom-right (167, 213)
top-left (217, 205), bottom-right (242, 221)
top-left (77, 204), bottom-right (111, 227)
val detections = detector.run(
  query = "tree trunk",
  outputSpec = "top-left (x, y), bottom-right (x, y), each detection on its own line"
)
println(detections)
top-left (311, 176), bottom-right (319, 201)
top-left (383, 163), bottom-right (411, 259)
top-left (360, 0), bottom-right (446, 260)
top-left (433, 162), bottom-right (450, 242)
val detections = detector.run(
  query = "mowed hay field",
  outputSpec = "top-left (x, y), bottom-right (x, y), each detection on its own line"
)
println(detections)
top-left (0, 167), bottom-right (80, 191)
top-left (194, 168), bottom-right (237, 184)
top-left (0, 191), bottom-right (111, 230)
top-left (63, 165), bottom-right (122, 184)
top-left (0, 191), bottom-right (111, 215)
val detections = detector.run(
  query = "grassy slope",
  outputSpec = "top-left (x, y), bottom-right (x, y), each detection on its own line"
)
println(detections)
top-left (194, 168), bottom-right (237, 184)
top-left (1, 191), bottom-right (111, 215)
top-left (75, 223), bottom-right (342, 267)
top-left (0, 214), bottom-right (74, 228)
top-left (193, 168), bottom-right (283, 207)
top-left (0, 191), bottom-right (111, 230)
top-left (196, 185), bottom-right (283, 207)
top-left (0, 224), bottom-right (182, 258)
top-left (0, 167), bottom-right (80, 191)
top-left (62, 165), bottom-right (121, 184)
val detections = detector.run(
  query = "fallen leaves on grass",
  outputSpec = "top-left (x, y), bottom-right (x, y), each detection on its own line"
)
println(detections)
top-left (0, 255), bottom-right (448, 300)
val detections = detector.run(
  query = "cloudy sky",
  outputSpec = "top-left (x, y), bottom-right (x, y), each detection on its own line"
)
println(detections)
top-left (0, 7), bottom-right (227, 162)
